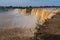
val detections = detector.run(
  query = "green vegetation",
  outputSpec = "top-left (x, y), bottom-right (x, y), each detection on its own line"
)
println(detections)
top-left (0, 6), bottom-right (60, 9)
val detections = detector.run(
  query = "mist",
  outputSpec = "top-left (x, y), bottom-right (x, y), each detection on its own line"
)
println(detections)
top-left (0, 9), bottom-right (37, 37)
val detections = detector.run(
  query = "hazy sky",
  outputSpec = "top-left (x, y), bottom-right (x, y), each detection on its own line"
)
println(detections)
top-left (0, 0), bottom-right (60, 6)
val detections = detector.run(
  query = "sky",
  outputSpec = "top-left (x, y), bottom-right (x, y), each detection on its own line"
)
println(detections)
top-left (0, 0), bottom-right (60, 6)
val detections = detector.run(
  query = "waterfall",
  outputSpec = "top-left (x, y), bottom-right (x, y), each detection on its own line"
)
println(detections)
top-left (0, 8), bottom-right (58, 39)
